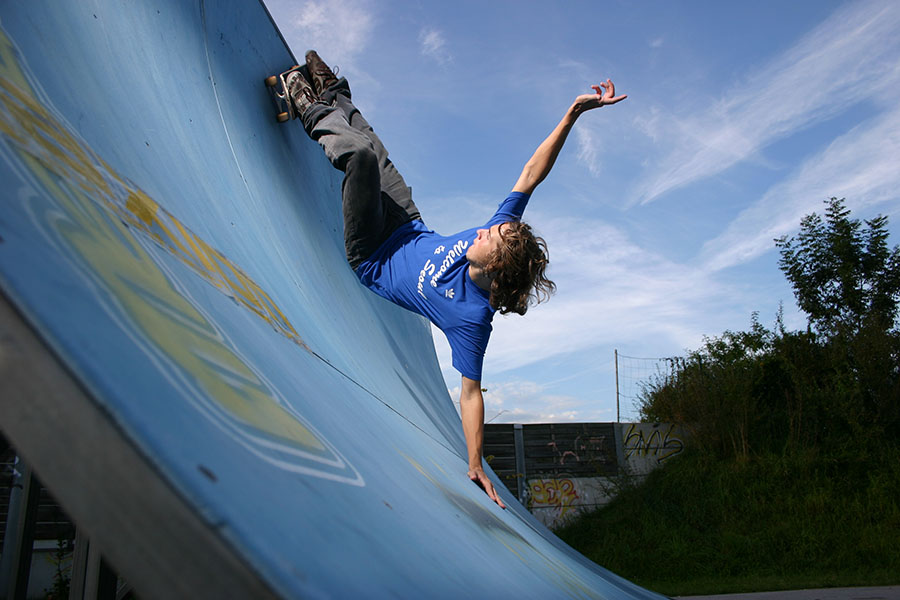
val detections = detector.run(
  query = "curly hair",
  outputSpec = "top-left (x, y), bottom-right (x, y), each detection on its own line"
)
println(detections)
top-left (484, 221), bottom-right (556, 315)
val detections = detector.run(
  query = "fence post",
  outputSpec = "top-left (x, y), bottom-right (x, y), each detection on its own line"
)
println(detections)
top-left (614, 349), bottom-right (620, 423)
top-left (513, 424), bottom-right (526, 503)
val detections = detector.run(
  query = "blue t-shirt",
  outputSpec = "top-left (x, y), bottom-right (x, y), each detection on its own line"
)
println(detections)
top-left (355, 192), bottom-right (530, 381)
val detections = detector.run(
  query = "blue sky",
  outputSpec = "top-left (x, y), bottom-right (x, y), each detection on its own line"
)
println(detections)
top-left (263, 0), bottom-right (900, 423)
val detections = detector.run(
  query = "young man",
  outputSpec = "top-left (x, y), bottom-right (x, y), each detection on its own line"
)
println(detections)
top-left (291, 51), bottom-right (626, 508)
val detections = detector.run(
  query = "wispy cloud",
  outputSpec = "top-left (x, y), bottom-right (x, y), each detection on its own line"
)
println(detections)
top-left (283, 0), bottom-right (375, 69)
top-left (632, 0), bottom-right (900, 206)
top-left (433, 212), bottom-right (745, 379)
top-left (701, 105), bottom-right (900, 272)
top-left (419, 27), bottom-right (452, 64)
top-left (446, 379), bottom-right (588, 424)
top-left (575, 126), bottom-right (602, 177)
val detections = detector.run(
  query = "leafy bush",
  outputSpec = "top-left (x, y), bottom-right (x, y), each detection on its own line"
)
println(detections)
top-left (560, 199), bottom-right (900, 595)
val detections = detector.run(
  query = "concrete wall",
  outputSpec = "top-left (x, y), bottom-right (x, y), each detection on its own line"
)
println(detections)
top-left (485, 423), bottom-right (686, 529)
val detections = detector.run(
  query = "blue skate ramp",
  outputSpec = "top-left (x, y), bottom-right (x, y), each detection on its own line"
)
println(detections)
top-left (0, 1), bottom-right (664, 598)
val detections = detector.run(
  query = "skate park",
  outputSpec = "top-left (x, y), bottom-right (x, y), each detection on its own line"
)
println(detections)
top-left (2, 1), bottom-right (899, 599)
top-left (0, 0), bottom-right (667, 597)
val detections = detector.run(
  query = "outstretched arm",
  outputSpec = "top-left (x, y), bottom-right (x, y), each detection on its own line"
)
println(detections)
top-left (459, 375), bottom-right (506, 508)
top-left (512, 79), bottom-right (627, 196)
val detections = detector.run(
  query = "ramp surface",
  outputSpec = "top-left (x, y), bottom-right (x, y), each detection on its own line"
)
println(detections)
top-left (0, 1), bottom-right (664, 598)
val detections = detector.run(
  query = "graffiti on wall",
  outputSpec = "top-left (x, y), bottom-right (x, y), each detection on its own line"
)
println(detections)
top-left (528, 478), bottom-right (580, 521)
top-left (546, 435), bottom-right (612, 469)
top-left (623, 423), bottom-right (684, 464)
top-left (0, 26), bottom-right (364, 485)
top-left (524, 423), bottom-right (618, 479)
top-left (484, 423), bottom-right (686, 528)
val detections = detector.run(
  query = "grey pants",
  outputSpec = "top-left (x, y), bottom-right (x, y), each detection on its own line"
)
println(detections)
top-left (301, 78), bottom-right (421, 270)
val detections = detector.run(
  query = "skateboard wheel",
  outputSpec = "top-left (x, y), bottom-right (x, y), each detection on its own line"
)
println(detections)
top-left (276, 112), bottom-right (290, 123)
top-left (264, 75), bottom-right (278, 87)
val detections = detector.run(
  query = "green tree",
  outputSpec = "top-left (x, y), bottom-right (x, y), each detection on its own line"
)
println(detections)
top-left (641, 198), bottom-right (900, 456)
top-left (775, 197), bottom-right (900, 337)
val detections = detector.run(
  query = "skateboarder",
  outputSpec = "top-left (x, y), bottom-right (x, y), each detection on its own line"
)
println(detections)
top-left (289, 51), bottom-right (626, 508)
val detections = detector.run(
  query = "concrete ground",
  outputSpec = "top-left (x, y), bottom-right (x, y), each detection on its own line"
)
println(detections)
top-left (679, 586), bottom-right (900, 600)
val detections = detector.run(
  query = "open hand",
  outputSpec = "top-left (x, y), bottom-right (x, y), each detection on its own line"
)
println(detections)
top-left (468, 466), bottom-right (507, 509)
top-left (574, 79), bottom-right (627, 113)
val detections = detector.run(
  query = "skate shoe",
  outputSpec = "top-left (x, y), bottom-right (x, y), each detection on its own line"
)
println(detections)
top-left (305, 50), bottom-right (339, 95)
top-left (286, 70), bottom-right (319, 116)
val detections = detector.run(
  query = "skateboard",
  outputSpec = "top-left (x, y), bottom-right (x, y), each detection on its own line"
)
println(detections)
top-left (263, 65), bottom-right (307, 123)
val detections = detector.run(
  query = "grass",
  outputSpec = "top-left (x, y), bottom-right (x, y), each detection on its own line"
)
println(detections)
top-left (554, 448), bottom-right (900, 597)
